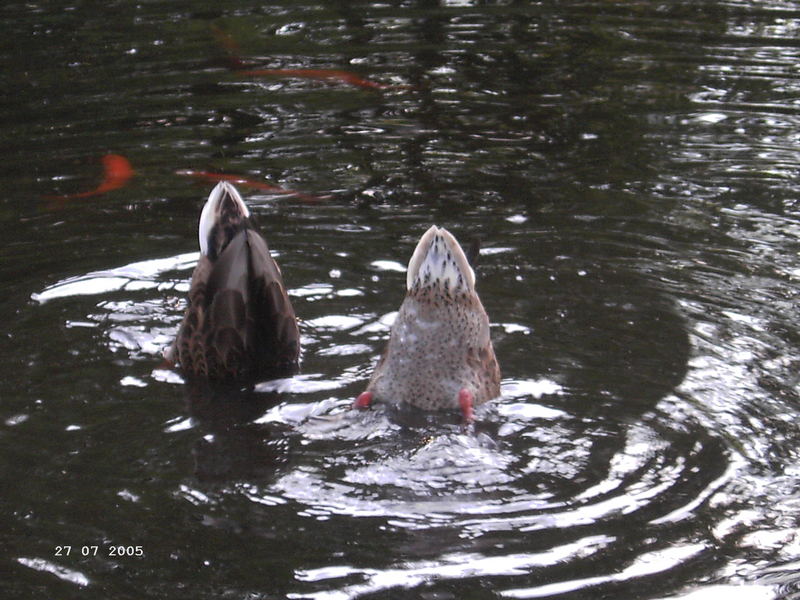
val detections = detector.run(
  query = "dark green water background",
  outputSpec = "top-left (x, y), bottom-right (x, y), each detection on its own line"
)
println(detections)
top-left (3, 1), bottom-right (800, 598)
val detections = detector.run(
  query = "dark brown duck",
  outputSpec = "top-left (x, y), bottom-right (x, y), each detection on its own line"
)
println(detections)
top-left (166, 182), bottom-right (300, 382)
top-left (355, 226), bottom-right (501, 421)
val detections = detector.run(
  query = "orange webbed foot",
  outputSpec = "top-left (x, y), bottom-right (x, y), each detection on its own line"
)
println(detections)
top-left (353, 391), bottom-right (373, 410)
top-left (458, 388), bottom-right (474, 424)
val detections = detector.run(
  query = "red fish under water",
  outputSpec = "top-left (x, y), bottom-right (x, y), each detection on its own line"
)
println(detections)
top-left (175, 170), bottom-right (326, 203)
top-left (237, 68), bottom-right (410, 91)
top-left (208, 25), bottom-right (410, 91)
top-left (44, 154), bottom-right (134, 204)
top-left (210, 24), bottom-right (246, 70)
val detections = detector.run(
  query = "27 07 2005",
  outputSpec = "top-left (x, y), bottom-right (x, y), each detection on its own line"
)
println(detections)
top-left (54, 545), bottom-right (144, 557)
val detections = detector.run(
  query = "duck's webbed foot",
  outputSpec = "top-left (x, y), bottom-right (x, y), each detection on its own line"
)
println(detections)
top-left (353, 390), bottom-right (373, 410)
top-left (458, 388), bottom-right (474, 423)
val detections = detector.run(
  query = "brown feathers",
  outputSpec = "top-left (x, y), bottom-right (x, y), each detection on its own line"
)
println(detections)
top-left (170, 183), bottom-right (299, 383)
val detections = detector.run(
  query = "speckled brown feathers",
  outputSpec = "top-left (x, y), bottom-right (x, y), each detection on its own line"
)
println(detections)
top-left (365, 226), bottom-right (500, 411)
top-left (168, 183), bottom-right (299, 382)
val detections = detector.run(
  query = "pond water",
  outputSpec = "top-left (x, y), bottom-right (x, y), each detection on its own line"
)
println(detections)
top-left (3, 1), bottom-right (800, 598)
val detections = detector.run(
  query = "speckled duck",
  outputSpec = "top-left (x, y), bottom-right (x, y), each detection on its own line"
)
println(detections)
top-left (355, 225), bottom-right (501, 420)
top-left (166, 182), bottom-right (300, 381)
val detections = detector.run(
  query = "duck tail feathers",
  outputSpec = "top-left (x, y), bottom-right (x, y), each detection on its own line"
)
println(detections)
top-left (406, 225), bottom-right (476, 293)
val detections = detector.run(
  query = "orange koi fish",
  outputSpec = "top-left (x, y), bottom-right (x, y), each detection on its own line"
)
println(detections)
top-left (209, 25), bottom-right (410, 91)
top-left (44, 154), bottom-right (134, 202)
top-left (238, 68), bottom-right (409, 91)
top-left (175, 170), bottom-right (326, 203)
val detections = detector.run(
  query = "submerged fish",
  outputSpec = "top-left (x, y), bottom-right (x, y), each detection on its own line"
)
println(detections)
top-left (355, 226), bottom-right (501, 421)
top-left (210, 24), bottom-right (246, 70)
top-left (175, 170), bottom-right (325, 203)
top-left (44, 154), bottom-right (134, 203)
top-left (237, 68), bottom-right (408, 91)
top-left (208, 25), bottom-right (410, 91)
top-left (165, 182), bottom-right (300, 382)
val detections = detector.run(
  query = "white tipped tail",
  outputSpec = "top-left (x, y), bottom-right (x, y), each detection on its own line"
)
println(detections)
top-left (198, 182), bottom-right (250, 255)
top-left (406, 225), bottom-right (475, 292)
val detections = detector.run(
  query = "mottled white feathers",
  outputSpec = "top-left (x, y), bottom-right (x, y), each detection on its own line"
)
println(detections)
top-left (406, 225), bottom-right (476, 293)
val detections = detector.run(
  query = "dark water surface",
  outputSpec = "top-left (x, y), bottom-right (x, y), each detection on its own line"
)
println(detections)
top-left (3, 1), bottom-right (800, 598)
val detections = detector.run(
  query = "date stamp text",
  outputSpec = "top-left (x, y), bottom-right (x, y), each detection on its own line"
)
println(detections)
top-left (54, 545), bottom-right (144, 558)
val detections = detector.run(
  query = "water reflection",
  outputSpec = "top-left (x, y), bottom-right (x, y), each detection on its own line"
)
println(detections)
top-left (182, 383), bottom-right (291, 483)
top-left (27, 208), bottom-right (726, 599)
top-left (8, 0), bottom-right (800, 598)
